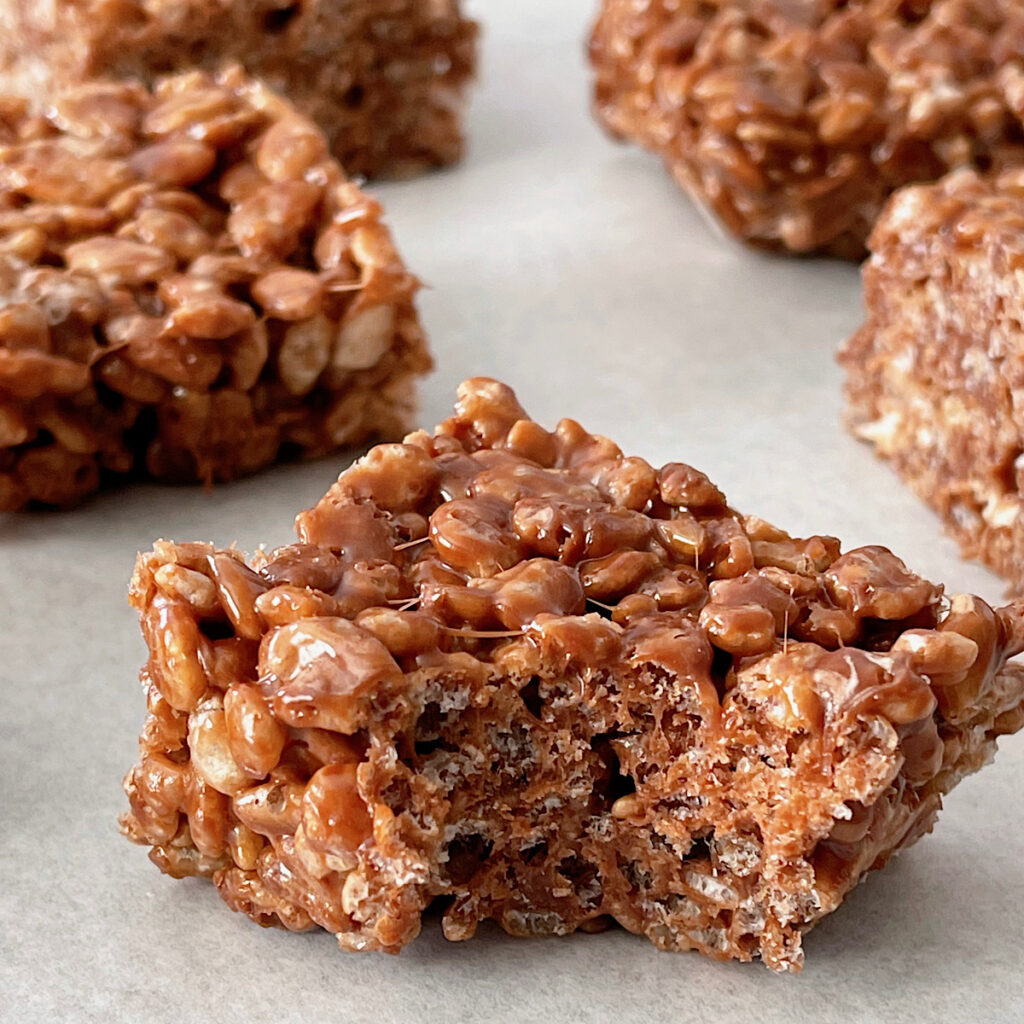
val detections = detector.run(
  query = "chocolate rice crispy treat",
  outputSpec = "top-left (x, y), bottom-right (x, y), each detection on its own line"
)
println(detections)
top-left (120, 379), bottom-right (1024, 971)
top-left (0, 67), bottom-right (429, 511)
top-left (842, 166), bottom-right (1024, 594)
top-left (0, 0), bottom-right (478, 179)
top-left (589, 0), bottom-right (1024, 257)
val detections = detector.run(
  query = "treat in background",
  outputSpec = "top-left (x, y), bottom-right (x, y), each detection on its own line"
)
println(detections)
top-left (122, 378), bottom-right (1024, 971)
top-left (842, 166), bottom-right (1024, 593)
top-left (0, 0), bottom-right (478, 179)
top-left (0, 67), bottom-right (429, 512)
top-left (589, 0), bottom-right (1024, 257)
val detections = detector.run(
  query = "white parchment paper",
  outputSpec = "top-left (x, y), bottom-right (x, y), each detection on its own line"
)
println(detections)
top-left (2, 2), bottom-right (1022, 1020)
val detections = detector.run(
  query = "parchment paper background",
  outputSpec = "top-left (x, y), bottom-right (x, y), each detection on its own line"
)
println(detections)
top-left (2, 2), bottom-right (1022, 1020)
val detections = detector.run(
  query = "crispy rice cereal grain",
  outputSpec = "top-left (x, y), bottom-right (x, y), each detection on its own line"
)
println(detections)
top-left (0, 0), bottom-right (478, 179)
top-left (842, 166), bottom-right (1024, 593)
top-left (121, 379), bottom-right (1024, 971)
top-left (590, 0), bottom-right (1024, 257)
top-left (0, 68), bottom-right (430, 511)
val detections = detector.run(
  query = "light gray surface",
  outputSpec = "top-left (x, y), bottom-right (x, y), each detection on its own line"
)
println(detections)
top-left (2, 2), bottom-right (1023, 1021)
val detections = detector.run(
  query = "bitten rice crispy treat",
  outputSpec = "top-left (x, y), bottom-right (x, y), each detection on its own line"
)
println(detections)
top-left (589, 0), bottom-right (1024, 258)
top-left (121, 379), bottom-right (1024, 971)
top-left (0, 0), bottom-right (478, 179)
top-left (842, 166), bottom-right (1024, 595)
top-left (0, 67), bottom-right (429, 511)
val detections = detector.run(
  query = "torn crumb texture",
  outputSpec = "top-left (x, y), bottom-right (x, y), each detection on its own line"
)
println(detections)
top-left (0, 66), bottom-right (430, 512)
top-left (0, 0), bottom-right (479, 179)
top-left (589, 0), bottom-right (1024, 257)
top-left (841, 165), bottom-right (1024, 596)
top-left (121, 378), bottom-right (1024, 971)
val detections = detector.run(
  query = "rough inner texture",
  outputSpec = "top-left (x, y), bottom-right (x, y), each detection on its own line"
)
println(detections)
top-left (842, 166), bottom-right (1024, 594)
top-left (590, 0), bottom-right (1024, 257)
top-left (0, 67), bottom-right (428, 511)
top-left (121, 379), bottom-right (1024, 972)
top-left (0, 0), bottom-right (478, 179)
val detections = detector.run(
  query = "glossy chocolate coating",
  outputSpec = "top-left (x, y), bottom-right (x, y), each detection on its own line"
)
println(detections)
top-left (122, 379), bottom-right (1024, 970)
